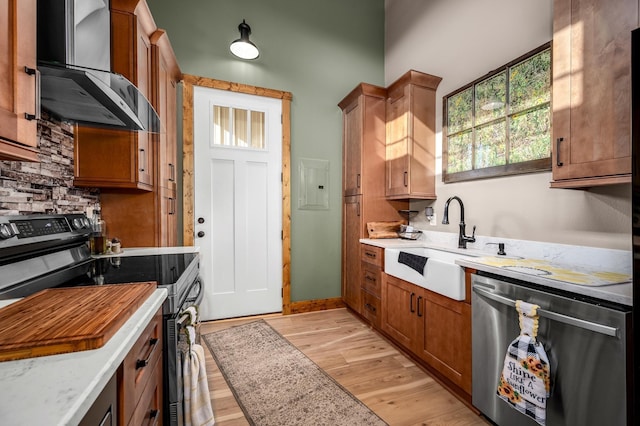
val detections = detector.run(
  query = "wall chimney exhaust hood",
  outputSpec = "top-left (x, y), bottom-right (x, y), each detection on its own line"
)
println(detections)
top-left (37, 0), bottom-right (160, 133)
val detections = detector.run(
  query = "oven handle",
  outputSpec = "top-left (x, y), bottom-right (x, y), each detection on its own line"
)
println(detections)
top-left (136, 337), bottom-right (159, 369)
top-left (472, 285), bottom-right (619, 337)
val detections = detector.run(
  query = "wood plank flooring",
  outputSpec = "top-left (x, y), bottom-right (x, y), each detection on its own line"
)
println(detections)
top-left (199, 308), bottom-right (489, 426)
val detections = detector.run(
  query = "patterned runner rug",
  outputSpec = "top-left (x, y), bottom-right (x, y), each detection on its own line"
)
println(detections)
top-left (202, 320), bottom-right (388, 426)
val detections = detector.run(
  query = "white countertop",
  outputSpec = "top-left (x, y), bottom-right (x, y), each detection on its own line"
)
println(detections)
top-left (457, 257), bottom-right (632, 307)
top-left (0, 288), bottom-right (167, 426)
top-left (361, 238), bottom-right (632, 307)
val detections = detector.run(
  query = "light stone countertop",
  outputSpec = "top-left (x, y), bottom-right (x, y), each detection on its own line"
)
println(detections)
top-left (0, 288), bottom-right (167, 426)
top-left (360, 237), bottom-right (632, 307)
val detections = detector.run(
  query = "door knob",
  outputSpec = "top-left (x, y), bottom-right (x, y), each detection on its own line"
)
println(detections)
top-left (197, 231), bottom-right (205, 238)
top-left (197, 217), bottom-right (205, 224)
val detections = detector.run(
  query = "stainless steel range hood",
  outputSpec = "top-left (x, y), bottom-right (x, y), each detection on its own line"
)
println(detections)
top-left (37, 0), bottom-right (160, 133)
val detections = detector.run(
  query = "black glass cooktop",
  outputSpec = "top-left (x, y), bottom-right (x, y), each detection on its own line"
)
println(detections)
top-left (88, 253), bottom-right (198, 286)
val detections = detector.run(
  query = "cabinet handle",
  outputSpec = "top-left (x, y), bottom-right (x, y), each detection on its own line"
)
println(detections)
top-left (139, 148), bottom-right (146, 172)
top-left (417, 296), bottom-right (423, 317)
top-left (357, 202), bottom-right (361, 217)
top-left (168, 197), bottom-right (176, 215)
top-left (403, 171), bottom-right (408, 187)
top-left (556, 137), bottom-right (564, 167)
top-left (24, 66), bottom-right (40, 121)
top-left (364, 303), bottom-right (376, 313)
top-left (136, 337), bottom-right (159, 369)
top-left (364, 273), bottom-right (376, 282)
top-left (356, 173), bottom-right (361, 189)
top-left (409, 292), bottom-right (415, 313)
top-left (169, 163), bottom-right (175, 182)
top-left (364, 251), bottom-right (376, 259)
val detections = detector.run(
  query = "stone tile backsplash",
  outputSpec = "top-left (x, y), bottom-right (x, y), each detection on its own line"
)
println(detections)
top-left (0, 114), bottom-right (99, 215)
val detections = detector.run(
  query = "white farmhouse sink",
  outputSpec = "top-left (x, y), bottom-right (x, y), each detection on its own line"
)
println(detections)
top-left (384, 247), bottom-right (479, 301)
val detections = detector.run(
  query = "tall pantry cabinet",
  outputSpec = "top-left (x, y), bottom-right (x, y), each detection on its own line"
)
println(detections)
top-left (339, 84), bottom-right (407, 315)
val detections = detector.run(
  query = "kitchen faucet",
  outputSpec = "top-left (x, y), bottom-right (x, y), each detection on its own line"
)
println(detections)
top-left (442, 196), bottom-right (476, 249)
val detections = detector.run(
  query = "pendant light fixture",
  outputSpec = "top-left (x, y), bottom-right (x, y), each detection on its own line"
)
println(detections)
top-left (230, 19), bottom-right (259, 60)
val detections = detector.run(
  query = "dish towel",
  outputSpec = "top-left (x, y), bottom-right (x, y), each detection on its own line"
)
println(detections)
top-left (181, 307), bottom-right (215, 426)
top-left (398, 252), bottom-right (428, 274)
top-left (497, 300), bottom-right (551, 425)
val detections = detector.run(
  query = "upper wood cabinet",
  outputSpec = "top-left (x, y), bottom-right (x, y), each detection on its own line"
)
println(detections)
top-left (386, 70), bottom-right (441, 199)
top-left (0, 0), bottom-right (39, 162)
top-left (74, 0), bottom-right (157, 190)
top-left (551, 0), bottom-right (636, 188)
top-left (151, 29), bottom-right (181, 247)
top-left (90, 1), bottom-right (181, 248)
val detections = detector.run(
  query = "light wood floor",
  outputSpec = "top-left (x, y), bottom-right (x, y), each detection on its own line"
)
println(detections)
top-left (199, 308), bottom-right (489, 426)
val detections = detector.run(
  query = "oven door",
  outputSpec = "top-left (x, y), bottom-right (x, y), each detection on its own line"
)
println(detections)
top-left (165, 276), bottom-right (203, 426)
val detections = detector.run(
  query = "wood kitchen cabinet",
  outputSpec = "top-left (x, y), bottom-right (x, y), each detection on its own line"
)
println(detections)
top-left (74, 0), bottom-right (156, 190)
top-left (360, 244), bottom-right (383, 328)
top-left (119, 307), bottom-right (163, 426)
top-left (386, 70), bottom-right (441, 199)
top-left (381, 273), bottom-right (421, 350)
top-left (550, 0), bottom-right (637, 188)
top-left (417, 288), bottom-right (471, 394)
top-left (0, 0), bottom-right (39, 162)
top-left (381, 272), bottom-right (472, 396)
top-left (82, 1), bottom-right (181, 247)
top-left (340, 84), bottom-right (408, 314)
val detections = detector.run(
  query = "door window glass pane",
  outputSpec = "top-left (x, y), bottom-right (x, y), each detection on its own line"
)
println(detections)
top-left (212, 105), bottom-right (266, 150)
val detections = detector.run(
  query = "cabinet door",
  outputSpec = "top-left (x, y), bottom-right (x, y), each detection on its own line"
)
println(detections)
top-left (74, 128), bottom-right (154, 191)
top-left (342, 195), bottom-right (362, 312)
top-left (381, 273), bottom-right (419, 351)
top-left (343, 97), bottom-right (363, 196)
top-left (385, 89), bottom-right (410, 198)
top-left (417, 289), bottom-right (471, 393)
top-left (159, 186), bottom-right (177, 246)
top-left (551, 0), bottom-right (636, 186)
top-left (0, 0), bottom-right (38, 161)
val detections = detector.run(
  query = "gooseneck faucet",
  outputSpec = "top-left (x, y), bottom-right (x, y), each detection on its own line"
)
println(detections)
top-left (442, 196), bottom-right (476, 249)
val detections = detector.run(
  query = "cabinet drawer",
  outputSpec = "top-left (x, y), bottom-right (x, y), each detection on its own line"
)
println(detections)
top-left (128, 354), bottom-right (162, 426)
top-left (120, 308), bottom-right (163, 425)
top-left (361, 290), bottom-right (381, 329)
top-left (361, 244), bottom-right (383, 267)
top-left (361, 262), bottom-right (382, 298)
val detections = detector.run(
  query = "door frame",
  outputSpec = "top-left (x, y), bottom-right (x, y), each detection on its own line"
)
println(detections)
top-left (182, 74), bottom-right (293, 315)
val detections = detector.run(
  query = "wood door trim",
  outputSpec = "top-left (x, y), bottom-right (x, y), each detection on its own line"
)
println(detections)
top-left (181, 74), bottom-right (293, 314)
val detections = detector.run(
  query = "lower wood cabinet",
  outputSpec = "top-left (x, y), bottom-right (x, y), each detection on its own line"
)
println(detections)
top-left (417, 288), bottom-right (471, 394)
top-left (381, 272), bottom-right (472, 396)
top-left (360, 244), bottom-right (384, 328)
top-left (119, 307), bottom-right (163, 425)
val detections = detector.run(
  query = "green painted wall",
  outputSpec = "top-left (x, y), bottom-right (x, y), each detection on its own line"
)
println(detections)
top-left (147, 0), bottom-right (385, 301)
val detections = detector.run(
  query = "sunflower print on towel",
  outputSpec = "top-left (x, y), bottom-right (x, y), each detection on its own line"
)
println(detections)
top-left (497, 301), bottom-right (551, 426)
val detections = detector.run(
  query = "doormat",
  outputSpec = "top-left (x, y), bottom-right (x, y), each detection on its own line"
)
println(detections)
top-left (202, 320), bottom-right (388, 426)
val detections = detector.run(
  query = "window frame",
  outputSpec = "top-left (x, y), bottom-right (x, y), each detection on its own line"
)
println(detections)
top-left (442, 42), bottom-right (552, 183)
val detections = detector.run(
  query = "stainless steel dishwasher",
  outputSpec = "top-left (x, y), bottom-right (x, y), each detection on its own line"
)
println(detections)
top-left (471, 273), bottom-right (631, 426)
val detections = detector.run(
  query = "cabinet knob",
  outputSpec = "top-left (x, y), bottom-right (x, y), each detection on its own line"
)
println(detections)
top-left (197, 231), bottom-right (205, 238)
top-left (197, 217), bottom-right (205, 224)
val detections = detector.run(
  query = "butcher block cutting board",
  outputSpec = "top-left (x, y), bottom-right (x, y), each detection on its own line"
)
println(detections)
top-left (0, 282), bottom-right (156, 362)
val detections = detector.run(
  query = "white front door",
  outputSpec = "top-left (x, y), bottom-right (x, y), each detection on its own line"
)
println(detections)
top-left (193, 86), bottom-right (282, 321)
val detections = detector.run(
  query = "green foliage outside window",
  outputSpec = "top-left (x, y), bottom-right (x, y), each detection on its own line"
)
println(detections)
top-left (444, 44), bottom-right (551, 182)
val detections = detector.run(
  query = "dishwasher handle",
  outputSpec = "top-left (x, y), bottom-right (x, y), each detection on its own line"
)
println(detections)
top-left (472, 285), bottom-right (619, 338)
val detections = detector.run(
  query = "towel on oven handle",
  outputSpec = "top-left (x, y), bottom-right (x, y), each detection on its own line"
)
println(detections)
top-left (497, 300), bottom-right (551, 426)
top-left (183, 343), bottom-right (215, 426)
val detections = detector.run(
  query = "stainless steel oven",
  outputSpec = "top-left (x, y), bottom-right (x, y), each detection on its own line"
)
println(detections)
top-left (0, 213), bottom-right (201, 426)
